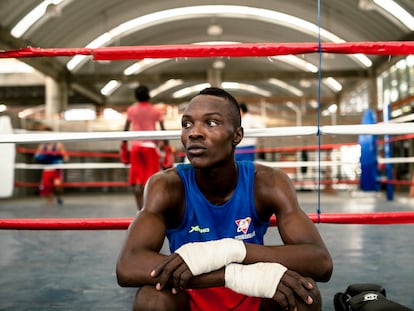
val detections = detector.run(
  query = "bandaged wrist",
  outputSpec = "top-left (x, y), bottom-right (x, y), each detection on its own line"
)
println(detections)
top-left (225, 262), bottom-right (287, 298)
top-left (175, 238), bottom-right (246, 276)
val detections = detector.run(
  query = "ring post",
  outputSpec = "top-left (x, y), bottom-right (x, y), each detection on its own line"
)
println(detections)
top-left (358, 109), bottom-right (379, 193)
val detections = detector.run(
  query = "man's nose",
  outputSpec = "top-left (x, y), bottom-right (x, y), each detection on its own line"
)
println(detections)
top-left (189, 122), bottom-right (204, 139)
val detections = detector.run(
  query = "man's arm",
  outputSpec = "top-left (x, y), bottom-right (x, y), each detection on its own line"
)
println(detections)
top-left (159, 120), bottom-right (165, 131)
top-left (245, 164), bottom-right (333, 281)
top-left (221, 164), bottom-right (332, 310)
top-left (158, 120), bottom-right (169, 146)
top-left (123, 119), bottom-right (130, 131)
top-left (57, 142), bottom-right (69, 162)
top-left (116, 171), bottom-right (176, 287)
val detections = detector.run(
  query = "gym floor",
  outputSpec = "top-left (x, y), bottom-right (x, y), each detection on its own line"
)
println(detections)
top-left (0, 190), bottom-right (413, 310)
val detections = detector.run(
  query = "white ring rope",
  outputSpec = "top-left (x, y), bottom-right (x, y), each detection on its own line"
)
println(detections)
top-left (2, 123), bottom-right (414, 144)
top-left (14, 163), bottom-right (129, 169)
top-left (13, 161), bottom-right (355, 170)
top-left (13, 158), bottom-right (414, 170)
top-left (322, 123), bottom-right (414, 136)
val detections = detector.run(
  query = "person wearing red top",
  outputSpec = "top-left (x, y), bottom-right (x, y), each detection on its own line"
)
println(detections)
top-left (123, 85), bottom-right (166, 210)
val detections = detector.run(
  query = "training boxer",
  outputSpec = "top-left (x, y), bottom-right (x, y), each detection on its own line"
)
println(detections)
top-left (116, 87), bottom-right (333, 310)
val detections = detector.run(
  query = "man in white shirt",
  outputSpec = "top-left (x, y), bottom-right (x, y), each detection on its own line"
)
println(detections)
top-left (235, 103), bottom-right (264, 161)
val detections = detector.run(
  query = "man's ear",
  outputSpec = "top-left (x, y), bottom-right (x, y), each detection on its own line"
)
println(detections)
top-left (233, 126), bottom-right (244, 146)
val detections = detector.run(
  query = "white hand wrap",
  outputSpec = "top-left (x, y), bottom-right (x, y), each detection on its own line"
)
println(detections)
top-left (175, 238), bottom-right (246, 276)
top-left (225, 262), bottom-right (287, 298)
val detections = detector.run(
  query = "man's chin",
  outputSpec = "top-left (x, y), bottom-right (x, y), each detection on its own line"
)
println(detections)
top-left (188, 157), bottom-right (208, 168)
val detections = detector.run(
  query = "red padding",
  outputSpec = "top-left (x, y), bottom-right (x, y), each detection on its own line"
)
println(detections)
top-left (1, 212), bottom-right (414, 230)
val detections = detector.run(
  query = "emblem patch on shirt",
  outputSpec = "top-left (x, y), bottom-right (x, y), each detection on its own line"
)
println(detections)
top-left (235, 217), bottom-right (251, 234)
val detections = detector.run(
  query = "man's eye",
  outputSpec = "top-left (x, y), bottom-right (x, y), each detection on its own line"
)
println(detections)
top-left (182, 121), bottom-right (191, 128)
top-left (207, 120), bottom-right (218, 126)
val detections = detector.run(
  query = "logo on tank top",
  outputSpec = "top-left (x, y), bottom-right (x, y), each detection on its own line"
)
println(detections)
top-left (235, 217), bottom-right (251, 234)
top-left (189, 225), bottom-right (210, 233)
top-left (234, 217), bottom-right (256, 240)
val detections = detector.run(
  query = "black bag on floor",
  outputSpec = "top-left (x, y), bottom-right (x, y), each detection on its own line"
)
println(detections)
top-left (333, 283), bottom-right (412, 311)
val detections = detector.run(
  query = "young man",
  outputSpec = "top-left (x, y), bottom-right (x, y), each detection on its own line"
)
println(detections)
top-left (123, 85), bottom-right (166, 210)
top-left (116, 87), bottom-right (333, 310)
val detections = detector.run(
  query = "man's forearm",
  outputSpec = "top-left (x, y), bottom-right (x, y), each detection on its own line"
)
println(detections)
top-left (187, 268), bottom-right (225, 289)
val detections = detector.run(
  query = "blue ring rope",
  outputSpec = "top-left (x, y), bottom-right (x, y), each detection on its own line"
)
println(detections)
top-left (316, 0), bottom-right (322, 223)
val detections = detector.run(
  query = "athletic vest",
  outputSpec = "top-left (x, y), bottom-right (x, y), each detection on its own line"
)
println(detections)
top-left (34, 143), bottom-right (63, 164)
top-left (167, 161), bottom-right (269, 253)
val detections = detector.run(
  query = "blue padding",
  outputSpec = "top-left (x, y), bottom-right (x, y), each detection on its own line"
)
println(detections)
top-left (358, 109), bottom-right (378, 191)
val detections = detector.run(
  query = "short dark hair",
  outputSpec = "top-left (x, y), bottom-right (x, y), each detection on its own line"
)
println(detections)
top-left (239, 102), bottom-right (248, 113)
top-left (199, 87), bottom-right (241, 128)
top-left (135, 85), bottom-right (150, 101)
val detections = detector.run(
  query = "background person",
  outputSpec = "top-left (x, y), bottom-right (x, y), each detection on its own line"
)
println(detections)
top-left (235, 102), bottom-right (264, 162)
top-left (123, 85), bottom-right (167, 210)
top-left (116, 87), bottom-right (332, 311)
top-left (34, 126), bottom-right (69, 205)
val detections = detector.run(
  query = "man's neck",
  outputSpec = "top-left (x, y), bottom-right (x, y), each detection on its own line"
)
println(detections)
top-left (195, 162), bottom-right (238, 205)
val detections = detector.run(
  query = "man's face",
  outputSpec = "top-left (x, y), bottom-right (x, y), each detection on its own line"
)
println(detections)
top-left (181, 94), bottom-right (241, 168)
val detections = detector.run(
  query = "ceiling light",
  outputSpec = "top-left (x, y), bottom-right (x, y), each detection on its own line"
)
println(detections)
top-left (309, 99), bottom-right (319, 109)
top-left (123, 59), bottom-right (168, 75)
top-left (328, 104), bottom-right (338, 113)
top-left (172, 83), bottom-right (210, 98)
top-left (323, 77), bottom-right (343, 92)
top-left (268, 78), bottom-right (304, 96)
top-left (299, 79), bottom-right (312, 88)
top-left (212, 60), bottom-right (226, 69)
top-left (374, 0), bottom-right (414, 31)
top-left (207, 24), bottom-right (223, 36)
top-left (222, 82), bottom-right (272, 97)
top-left (150, 79), bottom-right (184, 97)
top-left (11, 0), bottom-right (65, 38)
top-left (273, 55), bottom-right (318, 73)
top-left (100, 80), bottom-right (121, 96)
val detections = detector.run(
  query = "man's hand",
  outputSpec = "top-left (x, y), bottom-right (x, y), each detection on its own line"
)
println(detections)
top-left (273, 270), bottom-right (316, 311)
top-left (150, 253), bottom-right (193, 294)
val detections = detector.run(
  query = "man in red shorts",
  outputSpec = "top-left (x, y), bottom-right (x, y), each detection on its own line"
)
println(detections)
top-left (123, 85), bottom-right (166, 210)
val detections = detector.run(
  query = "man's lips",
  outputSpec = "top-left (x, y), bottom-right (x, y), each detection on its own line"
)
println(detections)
top-left (186, 144), bottom-right (206, 155)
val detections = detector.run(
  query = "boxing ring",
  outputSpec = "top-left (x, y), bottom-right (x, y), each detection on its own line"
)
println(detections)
top-left (2, 124), bottom-right (414, 228)
top-left (1, 41), bottom-right (414, 309)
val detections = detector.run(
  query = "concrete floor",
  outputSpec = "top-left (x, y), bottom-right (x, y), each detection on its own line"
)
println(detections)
top-left (0, 190), bottom-right (413, 310)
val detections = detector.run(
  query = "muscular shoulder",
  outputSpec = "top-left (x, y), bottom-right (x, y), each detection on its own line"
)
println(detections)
top-left (253, 163), bottom-right (298, 217)
top-left (254, 163), bottom-right (292, 188)
top-left (144, 168), bottom-right (185, 226)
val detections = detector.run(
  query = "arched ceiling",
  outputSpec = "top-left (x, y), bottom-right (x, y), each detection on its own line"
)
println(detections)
top-left (0, 0), bottom-right (413, 112)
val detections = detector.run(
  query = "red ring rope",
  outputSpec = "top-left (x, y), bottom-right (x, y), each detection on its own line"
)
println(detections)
top-left (1, 42), bottom-right (414, 60)
top-left (1, 212), bottom-right (414, 230)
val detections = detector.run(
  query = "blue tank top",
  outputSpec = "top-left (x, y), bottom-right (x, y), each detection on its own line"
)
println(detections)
top-left (167, 161), bottom-right (269, 253)
top-left (34, 143), bottom-right (63, 164)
